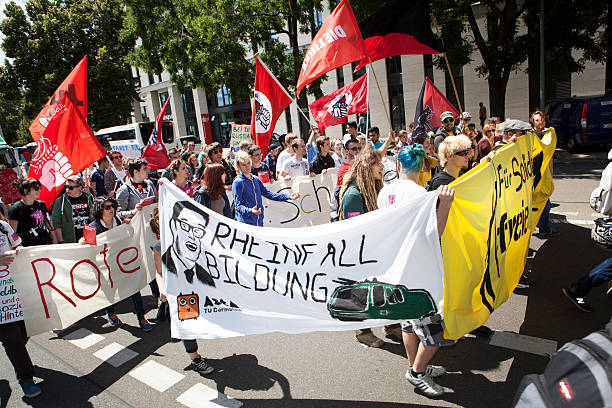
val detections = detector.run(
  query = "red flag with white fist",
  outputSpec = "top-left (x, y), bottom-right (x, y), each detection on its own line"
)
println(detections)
top-left (309, 73), bottom-right (368, 133)
top-left (250, 56), bottom-right (292, 156)
top-left (28, 93), bottom-right (105, 208)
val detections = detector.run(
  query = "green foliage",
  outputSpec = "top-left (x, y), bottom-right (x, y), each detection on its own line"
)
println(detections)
top-left (0, 0), bottom-right (137, 146)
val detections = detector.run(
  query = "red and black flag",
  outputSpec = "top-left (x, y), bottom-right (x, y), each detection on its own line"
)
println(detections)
top-left (355, 0), bottom-right (443, 71)
top-left (412, 76), bottom-right (459, 137)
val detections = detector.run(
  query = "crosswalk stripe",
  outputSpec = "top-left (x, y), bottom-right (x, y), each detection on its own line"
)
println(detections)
top-left (63, 328), bottom-right (105, 350)
top-left (177, 383), bottom-right (243, 408)
top-left (129, 360), bottom-right (185, 392)
top-left (489, 331), bottom-right (557, 356)
top-left (93, 342), bottom-right (138, 368)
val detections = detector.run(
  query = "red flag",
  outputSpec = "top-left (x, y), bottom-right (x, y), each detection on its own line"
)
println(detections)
top-left (309, 74), bottom-right (368, 133)
top-left (296, 0), bottom-right (367, 95)
top-left (28, 93), bottom-right (105, 208)
top-left (413, 77), bottom-right (460, 135)
top-left (29, 56), bottom-right (88, 142)
top-left (250, 57), bottom-right (292, 156)
top-left (142, 97), bottom-right (171, 170)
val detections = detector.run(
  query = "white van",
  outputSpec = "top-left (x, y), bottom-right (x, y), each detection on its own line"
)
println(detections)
top-left (95, 121), bottom-right (176, 155)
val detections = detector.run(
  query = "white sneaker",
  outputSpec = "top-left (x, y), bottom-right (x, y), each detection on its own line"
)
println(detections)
top-left (407, 364), bottom-right (446, 378)
top-left (405, 370), bottom-right (445, 397)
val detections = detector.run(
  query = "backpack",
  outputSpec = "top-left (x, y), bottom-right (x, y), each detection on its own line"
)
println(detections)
top-left (590, 161), bottom-right (612, 216)
top-left (512, 319), bottom-right (612, 408)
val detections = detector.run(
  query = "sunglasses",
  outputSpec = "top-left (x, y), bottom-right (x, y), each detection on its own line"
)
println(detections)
top-left (103, 204), bottom-right (116, 210)
top-left (442, 118), bottom-right (455, 124)
top-left (112, 155), bottom-right (123, 160)
top-left (66, 185), bottom-right (80, 190)
top-left (348, 147), bottom-right (362, 152)
top-left (211, 150), bottom-right (222, 154)
top-left (455, 149), bottom-right (472, 157)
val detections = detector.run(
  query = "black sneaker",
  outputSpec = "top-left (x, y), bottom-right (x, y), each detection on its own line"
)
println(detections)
top-left (190, 357), bottom-right (214, 375)
top-left (562, 288), bottom-right (593, 312)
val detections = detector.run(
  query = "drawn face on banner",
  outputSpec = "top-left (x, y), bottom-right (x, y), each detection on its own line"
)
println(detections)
top-left (170, 203), bottom-right (209, 265)
top-left (253, 91), bottom-right (272, 134)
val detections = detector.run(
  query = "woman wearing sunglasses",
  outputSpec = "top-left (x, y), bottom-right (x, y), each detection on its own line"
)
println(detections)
top-left (207, 142), bottom-right (236, 188)
top-left (80, 197), bottom-right (153, 332)
top-left (427, 135), bottom-right (473, 191)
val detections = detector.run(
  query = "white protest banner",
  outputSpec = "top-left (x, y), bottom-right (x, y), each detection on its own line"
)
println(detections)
top-left (160, 181), bottom-right (445, 339)
top-left (261, 169), bottom-right (337, 227)
top-left (229, 124), bottom-right (252, 153)
top-left (0, 268), bottom-right (23, 324)
top-left (9, 208), bottom-right (157, 336)
top-left (110, 139), bottom-right (141, 158)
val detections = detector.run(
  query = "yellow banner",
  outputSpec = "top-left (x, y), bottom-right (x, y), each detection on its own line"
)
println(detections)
top-left (442, 129), bottom-right (556, 339)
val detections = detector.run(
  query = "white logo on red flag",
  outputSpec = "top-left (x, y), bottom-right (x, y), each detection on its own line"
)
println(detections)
top-left (253, 91), bottom-right (273, 133)
top-left (328, 91), bottom-right (352, 118)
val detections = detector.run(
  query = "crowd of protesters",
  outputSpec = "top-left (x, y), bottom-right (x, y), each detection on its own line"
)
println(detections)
top-left (0, 106), bottom-right (584, 399)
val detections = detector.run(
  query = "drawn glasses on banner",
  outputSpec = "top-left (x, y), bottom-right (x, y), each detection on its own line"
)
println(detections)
top-left (177, 218), bottom-right (206, 238)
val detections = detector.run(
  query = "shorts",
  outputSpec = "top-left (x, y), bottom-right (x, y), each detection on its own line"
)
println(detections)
top-left (401, 314), bottom-right (457, 347)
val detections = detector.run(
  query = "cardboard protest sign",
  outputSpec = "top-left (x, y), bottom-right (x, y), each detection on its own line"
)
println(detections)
top-left (8, 207), bottom-right (157, 336)
top-left (229, 124), bottom-right (253, 153)
top-left (261, 169), bottom-right (337, 227)
top-left (160, 181), bottom-right (445, 339)
top-left (0, 265), bottom-right (23, 324)
top-left (442, 130), bottom-right (556, 339)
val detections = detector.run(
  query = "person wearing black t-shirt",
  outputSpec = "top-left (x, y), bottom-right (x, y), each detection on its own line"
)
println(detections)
top-left (51, 175), bottom-right (94, 243)
top-left (427, 135), bottom-right (472, 191)
top-left (309, 135), bottom-right (336, 176)
top-left (8, 178), bottom-right (54, 247)
top-left (249, 145), bottom-right (272, 182)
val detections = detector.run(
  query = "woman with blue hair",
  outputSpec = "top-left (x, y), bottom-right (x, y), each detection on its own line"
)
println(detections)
top-left (377, 143), bottom-right (455, 397)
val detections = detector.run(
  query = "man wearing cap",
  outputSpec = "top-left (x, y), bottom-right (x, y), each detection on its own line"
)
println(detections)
top-left (51, 175), bottom-right (94, 243)
top-left (434, 111), bottom-right (461, 153)
top-left (493, 119), bottom-right (532, 151)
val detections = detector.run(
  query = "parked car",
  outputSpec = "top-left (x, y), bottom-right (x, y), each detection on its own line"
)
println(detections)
top-left (327, 280), bottom-right (437, 322)
top-left (546, 94), bottom-right (612, 152)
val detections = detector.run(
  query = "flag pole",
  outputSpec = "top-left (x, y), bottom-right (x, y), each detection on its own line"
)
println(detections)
top-left (253, 53), bottom-right (317, 131)
top-left (430, 14), bottom-right (464, 114)
top-left (366, 57), bottom-right (394, 132)
top-left (366, 65), bottom-right (370, 142)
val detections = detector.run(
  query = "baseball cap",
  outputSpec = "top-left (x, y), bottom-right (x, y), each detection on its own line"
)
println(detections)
top-left (67, 175), bottom-right (83, 186)
top-left (440, 111), bottom-right (455, 122)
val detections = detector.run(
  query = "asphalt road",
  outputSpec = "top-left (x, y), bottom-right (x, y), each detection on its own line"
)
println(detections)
top-left (1, 147), bottom-right (611, 408)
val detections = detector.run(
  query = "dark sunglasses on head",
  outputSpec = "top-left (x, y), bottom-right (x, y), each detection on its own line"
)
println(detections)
top-left (103, 204), bottom-right (116, 210)
top-left (32, 185), bottom-right (41, 191)
top-left (443, 118), bottom-right (455, 124)
top-left (455, 149), bottom-right (472, 157)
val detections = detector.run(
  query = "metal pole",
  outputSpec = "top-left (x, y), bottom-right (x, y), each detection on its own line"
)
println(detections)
top-left (539, 0), bottom-right (545, 108)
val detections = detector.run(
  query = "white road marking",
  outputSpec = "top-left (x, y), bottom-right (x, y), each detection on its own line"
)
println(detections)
top-left (63, 328), bottom-right (105, 350)
top-left (592, 213), bottom-right (603, 217)
top-left (550, 219), bottom-right (594, 226)
top-left (129, 360), bottom-right (184, 392)
top-left (489, 331), bottom-right (557, 356)
top-left (93, 342), bottom-right (138, 368)
top-left (177, 383), bottom-right (243, 408)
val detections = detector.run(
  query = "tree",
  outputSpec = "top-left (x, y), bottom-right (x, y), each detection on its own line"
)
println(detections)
top-left (0, 0), bottom-right (138, 145)
top-left (123, 0), bottom-right (327, 137)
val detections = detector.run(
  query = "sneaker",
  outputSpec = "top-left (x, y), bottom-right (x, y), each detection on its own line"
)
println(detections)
top-left (405, 370), bottom-right (444, 397)
top-left (562, 288), bottom-right (593, 312)
top-left (384, 325), bottom-right (403, 342)
top-left (107, 314), bottom-right (121, 326)
top-left (139, 319), bottom-right (154, 332)
top-left (518, 275), bottom-right (536, 287)
top-left (21, 379), bottom-right (42, 398)
top-left (407, 365), bottom-right (446, 378)
top-left (190, 357), bottom-right (214, 375)
top-left (355, 331), bottom-right (384, 348)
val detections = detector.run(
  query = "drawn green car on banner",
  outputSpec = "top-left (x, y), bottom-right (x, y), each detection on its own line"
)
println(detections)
top-left (327, 281), bottom-right (437, 321)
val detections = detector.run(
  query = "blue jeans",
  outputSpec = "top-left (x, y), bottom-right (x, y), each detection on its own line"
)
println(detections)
top-left (106, 292), bottom-right (145, 321)
top-left (537, 199), bottom-right (551, 232)
top-left (570, 257), bottom-right (612, 297)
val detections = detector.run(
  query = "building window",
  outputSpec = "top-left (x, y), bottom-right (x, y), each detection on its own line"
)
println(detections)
top-left (313, 10), bottom-right (323, 31)
top-left (159, 91), bottom-right (172, 115)
top-left (181, 87), bottom-right (196, 114)
top-left (423, 55), bottom-right (434, 81)
top-left (336, 67), bottom-right (345, 88)
top-left (386, 56), bottom-right (405, 131)
top-left (217, 85), bottom-right (233, 107)
top-left (352, 61), bottom-right (365, 81)
top-left (140, 106), bottom-right (149, 122)
top-left (148, 73), bottom-right (155, 86)
top-left (285, 107), bottom-right (293, 132)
